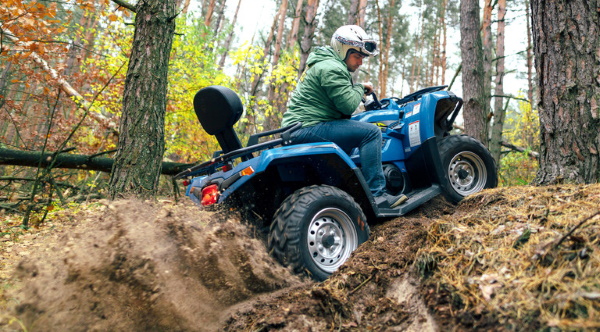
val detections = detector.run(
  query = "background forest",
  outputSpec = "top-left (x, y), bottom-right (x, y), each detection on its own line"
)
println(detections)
top-left (1, 0), bottom-right (539, 217)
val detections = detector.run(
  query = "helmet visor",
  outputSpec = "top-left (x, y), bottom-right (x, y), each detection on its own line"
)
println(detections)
top-left (335, 35), bottom-right (379, 56)
top-left (363, 41), bottom-right (377, 54)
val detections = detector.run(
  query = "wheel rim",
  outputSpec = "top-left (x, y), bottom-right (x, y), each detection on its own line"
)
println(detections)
top-left (447, 151), bottom-right (487, 196)
top-left (307, 208), bottom-right (358, 273)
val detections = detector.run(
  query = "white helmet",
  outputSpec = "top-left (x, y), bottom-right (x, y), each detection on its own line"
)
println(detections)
top-left (330, 25), bottom-right (379, 60)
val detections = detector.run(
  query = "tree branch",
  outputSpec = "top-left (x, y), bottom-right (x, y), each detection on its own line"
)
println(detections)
top-left (500, 141), bottom-right (539, 159)
top-left (111, 0), bottom-right (137, 12)
top-left (0, 25), bottom-right (118, 131)
top-left (448, 64), bottom-right (462, 90)
top-left (491, 94), bottom-right (530, 104)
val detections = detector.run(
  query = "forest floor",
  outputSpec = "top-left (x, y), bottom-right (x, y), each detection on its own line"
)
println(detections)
top-left (0, 184), bottom-right (599, 331)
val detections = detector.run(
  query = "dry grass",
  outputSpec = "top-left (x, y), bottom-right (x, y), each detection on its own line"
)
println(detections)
top-left (417, 184), bottom-right (600, 330)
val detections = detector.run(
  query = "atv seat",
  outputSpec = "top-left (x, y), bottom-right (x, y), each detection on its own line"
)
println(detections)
top-left (194, 86), bottom-right (244, 154)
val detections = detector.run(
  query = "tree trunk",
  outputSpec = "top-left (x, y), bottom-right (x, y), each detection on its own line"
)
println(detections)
top-left (266, 0), bottom-right (290, 130)
top-left (482, 0), bottom-right (493, 121)
top-left (250, 9), bottom-right (279, 98)
top-left (213, 0), bottom-right (228, 36)
top-left (108, 0), bottom-right (176, 199)
top-left (489, 0), bottom-right (507, 164)
top-left (288, 0), bottom-right (304, 49)
top-left (431, 24), bottom-right (439, 86)
top-left (460, 0), bottom-right (489, 146)
top-left (272, 0), bottom-right (288, 66)
top-left (375, 0), bottom-right (384, 94)
top-left (218, 0), bottom-right (243, 68)
top-left (298, 0), bottom-right (319, 77)
top-left (440, 0), bottom-right (448, 85)
top-left (181, 0), bottom-right (192, 14)
top-left (526, 0), bottom-right (534, 107)
top-left (531, 0), bottom-right (600, 184)
top-left (346, 0), bottom-right (367, 26)
top-left (357, 0), bottom-right (367, 27)
top-left (0, 62), bottom-right (11, 110)
top-left (204, 0), bottom-right (217, 26)
top-left (380, 0), bottom-right (396, 98)
top-left (525, 0), bottom-right (535, 148)
top-left (347, 0), bottom-right (360, 25)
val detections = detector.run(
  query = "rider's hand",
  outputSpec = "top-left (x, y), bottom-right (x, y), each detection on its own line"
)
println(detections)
top-left (362, 82), bottom-right (374, 95)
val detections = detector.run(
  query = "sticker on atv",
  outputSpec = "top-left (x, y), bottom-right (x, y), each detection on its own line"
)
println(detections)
top-left (413, 103), bottom-right (421, 115)
top-left (409, 120), bottom-right (421, 147)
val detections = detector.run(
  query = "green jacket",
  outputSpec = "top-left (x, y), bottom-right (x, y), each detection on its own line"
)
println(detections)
top-left (281, 46), bottom-right (365, 128)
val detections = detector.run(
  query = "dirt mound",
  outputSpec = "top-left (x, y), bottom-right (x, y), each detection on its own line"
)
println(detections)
top-left (418, 184), bottom-right (600, 331)
top-left (4, 200), bottom-right (300, 331)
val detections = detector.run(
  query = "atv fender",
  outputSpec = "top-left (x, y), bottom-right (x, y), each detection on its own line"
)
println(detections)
top-left (191, 142), bottom-right (375, 209)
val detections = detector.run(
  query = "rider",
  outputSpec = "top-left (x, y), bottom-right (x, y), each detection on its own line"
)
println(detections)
top-left (281, 25), bottom-right (407, 209)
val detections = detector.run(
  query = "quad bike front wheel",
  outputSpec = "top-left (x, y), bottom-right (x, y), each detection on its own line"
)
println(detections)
top-left (268, 185), bottom-right (370, 281)
top-left (438, 135), bottom-right (498, 203)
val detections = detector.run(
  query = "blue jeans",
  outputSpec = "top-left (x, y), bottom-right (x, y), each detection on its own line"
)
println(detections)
top-left (290, 120), bottom-right (386, 196)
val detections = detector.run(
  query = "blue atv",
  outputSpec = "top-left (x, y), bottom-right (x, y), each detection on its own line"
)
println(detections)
top-left (175, 85), bottom-right (497, 281)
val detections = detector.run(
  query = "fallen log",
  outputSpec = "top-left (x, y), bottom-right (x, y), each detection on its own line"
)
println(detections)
top-left (0, 148), bottom-right (193, 176)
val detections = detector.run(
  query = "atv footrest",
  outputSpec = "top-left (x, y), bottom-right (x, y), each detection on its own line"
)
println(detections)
top-left (376, 184), bottom-right (441, 217)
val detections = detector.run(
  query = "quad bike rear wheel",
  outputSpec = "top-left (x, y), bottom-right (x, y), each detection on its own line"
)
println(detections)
top-left (268, 185), bottom-right (370, 281)
top-left (438, 135), bottom-right (498, 203)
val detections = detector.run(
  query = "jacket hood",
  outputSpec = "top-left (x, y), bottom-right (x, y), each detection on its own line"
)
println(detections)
top-left (306, 46), bottom-right (342, 67)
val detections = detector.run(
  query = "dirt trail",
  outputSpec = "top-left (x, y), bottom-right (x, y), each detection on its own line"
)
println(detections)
top-left (3, 200), bottom-right (301, 331)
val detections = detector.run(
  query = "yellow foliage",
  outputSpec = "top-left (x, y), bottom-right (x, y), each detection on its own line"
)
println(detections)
top-left (503, 96), bottom-right (540, 150)
top-left (498, 95), bottom-right (541, 186)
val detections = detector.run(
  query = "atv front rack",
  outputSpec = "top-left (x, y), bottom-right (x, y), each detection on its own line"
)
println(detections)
top-left (174, 122), bottom-right (302, 179)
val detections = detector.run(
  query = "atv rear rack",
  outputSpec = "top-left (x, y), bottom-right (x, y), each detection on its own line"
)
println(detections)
top-left (174, 122), bottom-right (302, 179)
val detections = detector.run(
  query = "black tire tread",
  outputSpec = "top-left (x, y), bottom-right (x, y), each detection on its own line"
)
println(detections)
top-left (438, 134), bottom-right (498, 203)
top-left (267, 185), bottom-right (369, 279)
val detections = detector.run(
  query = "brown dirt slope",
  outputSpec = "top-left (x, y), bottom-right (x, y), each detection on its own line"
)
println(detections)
top-left (1, 200), bottom-right (300, 331)
top-left (1, 184), bottom-right (599, 331)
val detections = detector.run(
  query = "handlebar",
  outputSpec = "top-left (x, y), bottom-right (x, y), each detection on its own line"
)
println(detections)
top-left (364, 92), bottom-right (383, 111)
